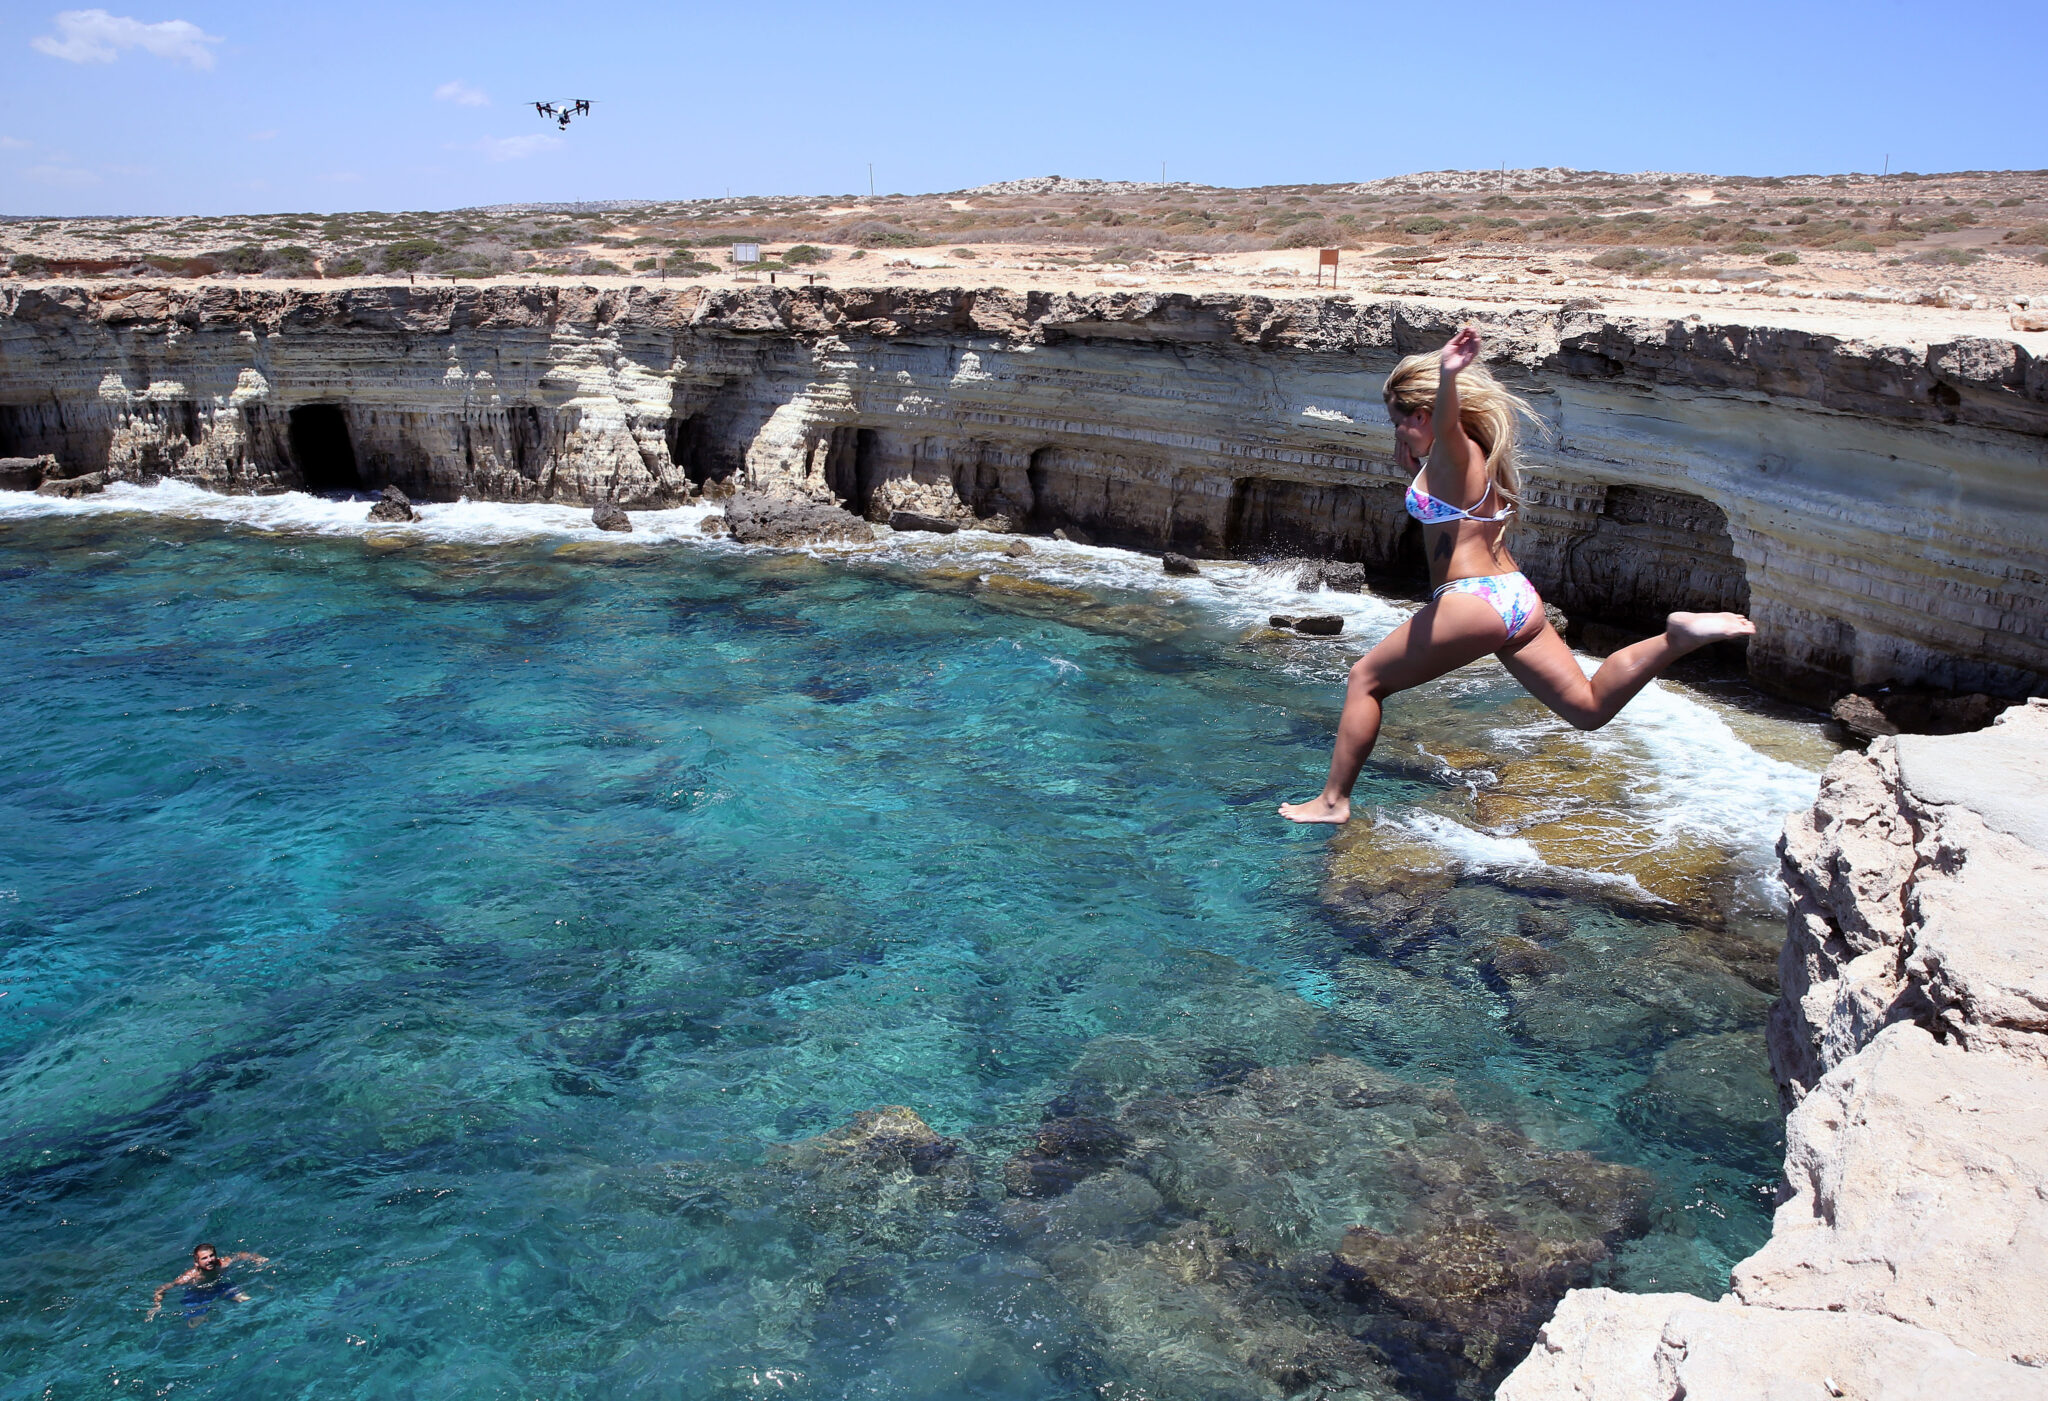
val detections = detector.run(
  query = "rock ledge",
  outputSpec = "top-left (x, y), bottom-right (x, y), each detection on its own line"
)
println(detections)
top-left (1500, 699), bottom-right (2048, 1397)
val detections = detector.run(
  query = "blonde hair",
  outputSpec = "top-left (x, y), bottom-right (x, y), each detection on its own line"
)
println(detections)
top-left (1382, 352), bottom-right (1544, 518)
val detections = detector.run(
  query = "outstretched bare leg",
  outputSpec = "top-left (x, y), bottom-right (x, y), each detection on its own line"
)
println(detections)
top-left (1280, 594), bottom-right (1508, 824)
top-left (1500, 610), bottom-right (1755, 730)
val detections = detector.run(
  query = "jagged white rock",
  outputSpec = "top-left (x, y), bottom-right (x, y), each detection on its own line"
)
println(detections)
top-left (1500, 701), bottom-right (2048, 1396)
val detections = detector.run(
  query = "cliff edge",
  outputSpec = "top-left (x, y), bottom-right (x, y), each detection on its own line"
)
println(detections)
top-left (3, 282), bottom-right (2045, 706)
top-left (1499, 699), bottom-right (2048, 1399)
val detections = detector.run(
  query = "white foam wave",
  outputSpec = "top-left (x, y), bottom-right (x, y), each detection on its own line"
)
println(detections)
top-left (1391, 811), bottom-right (1665, 904)
top-left (0, 481), bottom-right (730, 546)
top-left (1567, 661), bottom-right (1817, 855)
top-left (859, 528), bottom-right (1412, 640)
top-left (1394, 811), bottom-right (1545, 870)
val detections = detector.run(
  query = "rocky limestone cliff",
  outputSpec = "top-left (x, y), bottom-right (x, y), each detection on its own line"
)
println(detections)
top-left (2, 282), bottom-right (2044, 705)
top-left (1498, 700), bottom-right (2048, 1399)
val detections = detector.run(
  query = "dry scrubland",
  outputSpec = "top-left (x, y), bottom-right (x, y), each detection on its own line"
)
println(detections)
top-left (6, 167), bottom-right (2048, 329)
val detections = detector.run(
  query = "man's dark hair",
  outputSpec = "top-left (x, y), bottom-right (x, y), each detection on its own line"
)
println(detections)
top-left (194, 1243), bottom-right (217, 1258)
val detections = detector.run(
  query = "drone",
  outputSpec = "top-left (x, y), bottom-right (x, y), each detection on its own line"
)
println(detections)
top-left (532, 99), bottom-right (594, 130)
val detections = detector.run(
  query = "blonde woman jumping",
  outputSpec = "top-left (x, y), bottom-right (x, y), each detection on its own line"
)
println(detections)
top-left (1279, 326), bottom-right (1755, 824)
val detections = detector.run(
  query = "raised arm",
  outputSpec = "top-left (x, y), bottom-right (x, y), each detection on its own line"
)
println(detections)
top-left (224, 1252), bottom-right (269, 1267)
top-left (1423, 326), bottom-right (1488, 504)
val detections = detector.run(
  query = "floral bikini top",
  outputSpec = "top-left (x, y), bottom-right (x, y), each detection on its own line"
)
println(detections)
top-left (1404, 468), bottom-right (1515, 526)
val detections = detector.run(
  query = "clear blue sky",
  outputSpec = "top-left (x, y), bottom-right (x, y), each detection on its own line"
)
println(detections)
top-left (4, 0), bottom-right (2043, 216)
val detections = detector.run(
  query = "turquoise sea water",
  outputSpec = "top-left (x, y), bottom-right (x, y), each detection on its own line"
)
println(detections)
top-left (0, 490), bottom-right (1822, 1399)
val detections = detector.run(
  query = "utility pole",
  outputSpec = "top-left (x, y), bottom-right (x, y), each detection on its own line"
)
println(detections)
top-left (1882, 153), bottom-right (1889, 178)
top-left (1161, 160), bottom-right (1166, 185)
top-left (868, 163), bottom-right (875, 198)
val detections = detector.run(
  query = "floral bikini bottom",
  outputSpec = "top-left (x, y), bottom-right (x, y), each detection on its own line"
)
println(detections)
top-left (1433, 570), bottom-right (1542, 642)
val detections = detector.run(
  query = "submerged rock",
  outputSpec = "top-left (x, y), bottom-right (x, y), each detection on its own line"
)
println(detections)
top-left (1002, 538), bottom-right (1033, 558)
top-left (768, 1105), bottom-right (974, 1251)
top-left (1162, 551), bottom-right (1201, 577)
top-left (1000, 1051), bottom-right (1652, 1396)
top-left (724, 492), bottom-right (875, 547)
top-left (591, 499), bottom-right (632, 532)
top-left (1003, 1113), bottom-right (1132, 1198)
top-left (367, 484), bottom-right (419, 522)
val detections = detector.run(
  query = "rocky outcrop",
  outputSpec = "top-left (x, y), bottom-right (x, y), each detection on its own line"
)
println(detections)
top-left (2, 282), bottom-right (2043, 703)
top-left (365, 484), bottom-right (418, 522)
top-left (0, 453), bottom-right (56, 490)
top-left (33, 471), bottom-right (103, 498)
top-left (1499, 700), bottom-right (2048, 1398)
top-left (721, 491), bottom-right (874, 547)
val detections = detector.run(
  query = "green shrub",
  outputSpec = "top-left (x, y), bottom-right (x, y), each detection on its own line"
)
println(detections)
top-left (327, 256), bottom-right (366, 277)
top-left (1090, 244), bottom-right (1152, 263)
top-left (1997, 196), bottom-right (2025, 207)
top-left (214, 244), bottom-right (269, 274)
top-left (1827, 238), bottom-right (1877, 253)
top-left (666, 259), bottom-right (719, 276)
top-left (1727, 241), bottom-right (1768, 256)
top-left (2003, 223), bottom-right (2048, 246)
top-left (1910, 247), bottom-right (1982, 267)
top-left (1371, 245), bottom-right (1434, 258)
top-left (1764, 250), bottom-right (1800, 266)
top-left (1271, 221), bottom-right (1336, 249)
top-left (1589, 247), bottom-right (1664, 272)
top-left (948, 247), bottom-right (979, 259)
top-left (633, 257), bottom-right (659, 271)
top-left (571, 258), bottom-right (625, 275)
top-left (9, 253), bottom-right (50, 277)
top-left (1401, 215), bottom-right (1449, 236)
top-left (378, 239), bottom-right (446, 272)
top-left (781, 244), bottom-right (828, 265)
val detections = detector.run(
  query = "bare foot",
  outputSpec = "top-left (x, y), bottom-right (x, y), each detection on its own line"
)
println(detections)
top-left (1666, 611), bottom-right (1756, 650)
top-left (1279, 794), bottom-right (1351, 824)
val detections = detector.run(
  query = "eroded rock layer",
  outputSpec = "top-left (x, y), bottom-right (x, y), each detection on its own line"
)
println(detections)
top-left (3, 282), bottom-right (2044, 703)
top-left (1499, 700), bottom-right (2048, 1399)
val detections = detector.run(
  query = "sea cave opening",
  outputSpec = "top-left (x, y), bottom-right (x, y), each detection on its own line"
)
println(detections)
top-left (287, 404), bottom-right (361, 493)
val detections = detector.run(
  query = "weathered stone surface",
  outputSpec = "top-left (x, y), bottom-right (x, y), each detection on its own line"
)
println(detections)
top-left (886, 509), bottom-right (958, 535)
top-left (3, 282), bottom-right (2042, 703)
top-left (1161, 550), bottom-right (1200, 576)
top-left (723, 492), bottom-right (874, 547)
top-left (591, 499), bottom-right (631, 532)
top-left (1501, 1288), bottom-right (2047, 1401)
top-left (0, 454), bottom-right (56, 490)
top-left (34, 472), bottom-right (103, 497)
top-left (1501, 698), bottom-right (2048, 1397)
top-left (1002, 538), bottom-right (1033, 558)
top-left (1831, 692), bottom-right (1900, 740)
top-left (1291, 613), bottom-right (1344, 635)
top-left (1732, 1023), bottom-right (2048, 1365)
top-left (366, 484), bottom-right (418, 522)
top-left (1896, 718), bottom-right (2048, 853)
